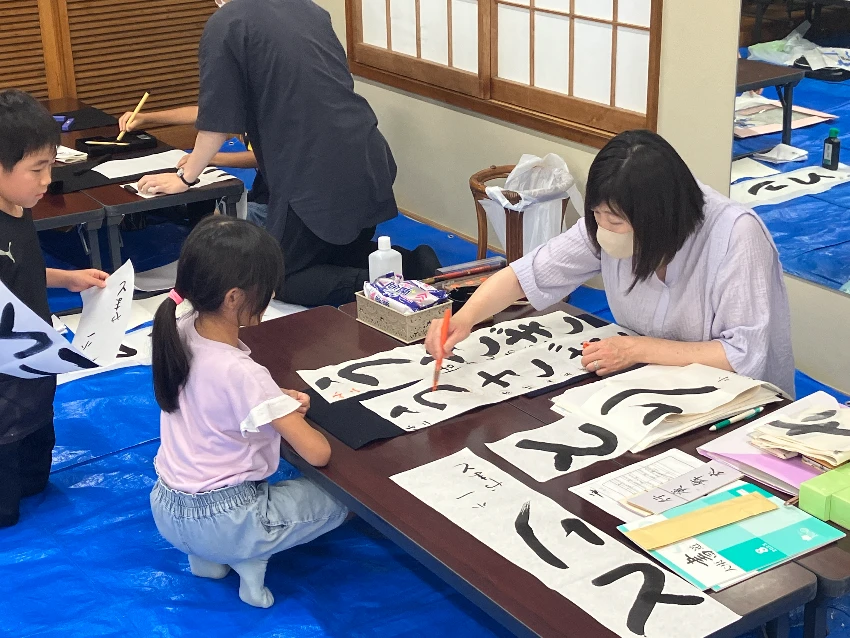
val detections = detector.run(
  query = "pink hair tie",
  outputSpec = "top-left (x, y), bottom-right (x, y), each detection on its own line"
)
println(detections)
top-left (168, 289), bottom-right (184, 305)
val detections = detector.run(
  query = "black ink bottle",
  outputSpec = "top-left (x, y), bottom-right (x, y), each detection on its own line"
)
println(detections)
top-left (823, 127), bottom-right (840, 171)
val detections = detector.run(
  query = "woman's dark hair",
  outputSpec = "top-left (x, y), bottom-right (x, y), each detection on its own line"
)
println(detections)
top-left (584, 130), bottom-right (705, 290)
top-left (152, 215), bottom-right (284, 412)
top-left (0, 89), bottom-right (60, 172)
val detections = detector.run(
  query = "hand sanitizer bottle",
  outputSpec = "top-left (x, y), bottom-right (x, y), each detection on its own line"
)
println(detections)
top-left (369, 236), bottom-right (403, 281)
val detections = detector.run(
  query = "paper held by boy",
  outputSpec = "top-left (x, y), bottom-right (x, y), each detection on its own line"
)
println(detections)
top-left (0, 261), bottom-right (135, 379)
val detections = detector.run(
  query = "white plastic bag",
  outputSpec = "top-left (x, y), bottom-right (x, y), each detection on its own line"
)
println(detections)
top-left (483, 153), bottom-right (583, 256)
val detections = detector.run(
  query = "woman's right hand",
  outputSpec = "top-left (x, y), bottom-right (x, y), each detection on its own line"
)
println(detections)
top-left (425, 315), bottom-right (471, 359)
top-left (118, 111), bottom-right (148, 132)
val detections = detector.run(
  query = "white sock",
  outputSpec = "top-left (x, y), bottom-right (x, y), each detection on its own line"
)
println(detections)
top-left (188, 555), bottom-right (231, 579)
top-left (231, 559), bottom-right (274, 608)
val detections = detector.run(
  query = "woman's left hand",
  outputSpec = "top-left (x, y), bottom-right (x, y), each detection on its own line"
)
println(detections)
top-left (282, 389), bottom-right (310, 415)
top-left (137, 173), bottom-right (188, 196)
top-left (580, 335), bottom-right (642, 376)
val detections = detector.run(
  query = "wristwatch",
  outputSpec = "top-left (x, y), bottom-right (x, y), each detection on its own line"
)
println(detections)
top-left (176, 167), bottom-right (200, 187)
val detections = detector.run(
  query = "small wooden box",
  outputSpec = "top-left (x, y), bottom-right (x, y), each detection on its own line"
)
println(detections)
top-left (355, 291), bottom-right (450, 343)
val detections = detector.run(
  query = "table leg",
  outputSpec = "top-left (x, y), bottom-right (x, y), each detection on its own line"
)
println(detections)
top-left (86, 223), bottom-right (102, 271)
top-left (765, 612), bottom-right (791, 638)
top-left (754, 1), bottom-right (767, 42)
top-left (803, 599), bottom-right (828, 638)
top-left (107, 221), bottom-right (122, 272)
top-left (779, 83), bottom-right (795, 146)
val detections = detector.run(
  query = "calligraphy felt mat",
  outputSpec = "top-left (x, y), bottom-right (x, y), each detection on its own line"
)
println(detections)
top-left (305, 313), bottom-right (610, 450)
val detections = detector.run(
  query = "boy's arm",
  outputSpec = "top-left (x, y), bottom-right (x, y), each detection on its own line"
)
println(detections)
top-left (46, 268), bottom-right (108, 291)
top-left (119, 106), bottom-right (199, 132)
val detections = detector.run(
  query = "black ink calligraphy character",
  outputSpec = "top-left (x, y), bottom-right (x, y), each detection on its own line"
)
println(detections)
top-left (454, 463), bottom-right (474, 473)
top-left (748, 180), bottom-right (788, 196)
top-left (503, 321), bottom-right (552, 345)
top-left (478, 370), bottom-right (519, 388)
top-left (600, 386), bottom-right (719, 415)
top-left (789, 172), bottom-right (837, 186)
top-left (548, 343), bottom-right (562, 353)
top-left (419, 354), bottom-right (464, 366)
top-left (591, 563), bottom-right (703, 635)
top-left (336, 358), bottom-right (413, 386)
top-left (116, 343), bottom-right (138, 359)
top-left (515, 423), bottom-right (618, 471)
top-left (768, 411), bottom-right (850, 437)
top-left (411, 385), bottom-right (470, 410)
top-left (670, 486), bottom-right (688, 497)
top-left (637, 403), bottom-right (684, 425)
top-left (567, 347), bottom-right (583, 360)
top-left (515, 501), bottom-right (567, 569)
top-left (562, 316), bottom-right (585, 334)
top-left (654, 494), bottom-right (673, 503)
top-left (690, 475), bottom-right (707, 487)
top-left (561, 518), bottom-right (604, 545)
top-left (0, 303), bottom-right (52, 359)
top-left (315, 377), bottom-right (339, 390)
top-left (390, 406), bottom-right (419, 418)
top-left (531, 359), bottom-right (554, 378)
top-left (478, 336), bottom-right (500, 357)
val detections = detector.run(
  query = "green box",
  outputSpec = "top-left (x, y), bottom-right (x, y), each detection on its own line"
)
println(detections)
top-left (799, 464), bottom-right (850, 521)
top-left (831, 487), bottom-right (850, 529)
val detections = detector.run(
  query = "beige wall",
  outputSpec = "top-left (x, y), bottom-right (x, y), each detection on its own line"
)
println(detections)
top-left (317, 0), bottom-right (741, 240)
top-left (318, 0), bottom-right (850, 395)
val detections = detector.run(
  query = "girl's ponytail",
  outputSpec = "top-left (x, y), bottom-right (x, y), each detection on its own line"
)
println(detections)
top-left (151, 293), bottom-right (190, 413)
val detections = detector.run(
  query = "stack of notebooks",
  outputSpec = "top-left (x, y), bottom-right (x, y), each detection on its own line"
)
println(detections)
top-left (698, 392), bottom-right (846, 495)
top-left (551, 363), bottom-right (787, 453)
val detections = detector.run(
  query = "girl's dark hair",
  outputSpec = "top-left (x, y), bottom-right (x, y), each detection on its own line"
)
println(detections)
top-left (584, 130), bottom-right (705, 291)
top-left (0, 89), bottom-right (60, 172)
top-left (152, 215), bottom-right (284, 412)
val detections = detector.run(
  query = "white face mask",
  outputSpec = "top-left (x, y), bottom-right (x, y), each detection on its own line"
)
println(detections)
top-left (596, 226), bottom-right (634, 259)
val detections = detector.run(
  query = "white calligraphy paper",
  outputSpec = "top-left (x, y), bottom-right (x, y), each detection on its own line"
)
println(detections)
top-left (362, 323), bottom-right (631, 432)
top-left (298, 311), bottom-right (599, 403)
top-left (72, 260), bottom-right (135, 365)
top-left (626, 461), bottom-right (743, 515)
top-left (0, 280), bottom-right (97, 378)
top-left (392, 449), bottom-right (739, 638)
top-left (58, 326), bottom-right (152, 385)
top-left (552, 364), bottom-right (785, 452)
top-left (486, 412), bottom-right (644, 482)
top-left (730, 164), bottom-right (850, 207)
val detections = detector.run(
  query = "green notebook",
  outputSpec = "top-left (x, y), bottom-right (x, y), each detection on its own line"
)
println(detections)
top-left (618, 481), bottom-right (844, 591)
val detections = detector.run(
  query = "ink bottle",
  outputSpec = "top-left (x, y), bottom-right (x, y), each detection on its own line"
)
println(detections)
top-left (823, 127), bottom-right (840, 171)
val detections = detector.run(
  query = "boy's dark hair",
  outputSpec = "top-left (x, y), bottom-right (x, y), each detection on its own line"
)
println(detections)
top-left (0, 89), bottom-right (60, 172)
top-left (152, 216), bottom-right (285, 412)
top-left (584, 129), bottom-right (705, 291)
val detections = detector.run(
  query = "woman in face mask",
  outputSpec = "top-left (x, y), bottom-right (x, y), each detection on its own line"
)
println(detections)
top-left (425, 130), bottom-right (794, 397)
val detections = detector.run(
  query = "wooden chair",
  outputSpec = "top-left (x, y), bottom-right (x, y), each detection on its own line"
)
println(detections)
top-left (469, 165), bottom-right (571, 264)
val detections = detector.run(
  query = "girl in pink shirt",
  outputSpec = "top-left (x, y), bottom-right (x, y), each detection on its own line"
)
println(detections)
top-left (149, 216), bottom-right (347, 608)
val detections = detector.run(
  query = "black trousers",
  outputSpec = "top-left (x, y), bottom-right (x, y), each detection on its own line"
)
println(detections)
top-left (0, 423), bottom-right (55, 527)
top-left (278, 206), bottom-right (432, 307)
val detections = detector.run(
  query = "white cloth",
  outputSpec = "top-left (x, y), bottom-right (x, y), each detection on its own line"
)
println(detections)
top-left (510, 185), bottom-right (795, 397)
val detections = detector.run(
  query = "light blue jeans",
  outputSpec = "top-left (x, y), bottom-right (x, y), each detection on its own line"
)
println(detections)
top-left (150, 477), bottom-right (347, 564)
top-left (246, 202), bottom-right (268, 228)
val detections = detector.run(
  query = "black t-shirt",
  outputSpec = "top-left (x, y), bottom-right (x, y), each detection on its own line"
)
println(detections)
top-left (248, 170), bottom-right (269, 205)
top-left (0, 208), bottom-right (56, 443)
top-left (196, 0), bottom-right (398, 246)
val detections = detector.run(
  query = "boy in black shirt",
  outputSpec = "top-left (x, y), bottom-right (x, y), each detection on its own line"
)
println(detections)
top-left (0, 89), bottom-right (109, 527)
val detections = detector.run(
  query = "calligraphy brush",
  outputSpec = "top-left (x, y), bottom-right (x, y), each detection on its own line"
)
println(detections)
top-left (432, 306), bottom-right (452, 391)
top-left (117, 91), bottom-right (150, 142)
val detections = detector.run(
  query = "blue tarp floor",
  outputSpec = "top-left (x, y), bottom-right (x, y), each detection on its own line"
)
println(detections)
top-left (736, 44), bottom-right (850, 292)
top-left (6, 172), bottom-right (849, 636)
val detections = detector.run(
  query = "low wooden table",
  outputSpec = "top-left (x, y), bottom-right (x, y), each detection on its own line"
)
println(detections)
top-left (241, 306), bottom-right (817, 638)
top-left (31, 192), bottom-right (105, 270)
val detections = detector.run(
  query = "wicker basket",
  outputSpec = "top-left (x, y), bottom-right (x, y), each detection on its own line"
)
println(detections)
top-left (355, 291), bottom-right (450, 343)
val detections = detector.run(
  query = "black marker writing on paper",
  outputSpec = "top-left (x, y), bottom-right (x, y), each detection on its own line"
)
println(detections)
top-left (515, 423), bottom-right (618, 471)
top-left (600, 386), bottom-right (718, 415)
top-left (478, 369), bottom-right (519, 388)
top-left (637, 403), bottom-right (684, 425)
top-left (515, 501), bottom-right (568, 569)
top-left (0, 303), bottom-right (52, 359)
top-left (591, 563), bottom-right (703, 635)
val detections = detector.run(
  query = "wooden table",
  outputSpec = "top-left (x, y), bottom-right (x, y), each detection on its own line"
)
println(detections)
top-left (44, 98), bottom-right (245, 272)
top-left (31, 192), bottom-right (105, 270)
top-left (736, 59), bottom-right (806, 154)
top-left (241, 305), bottom-right (817, 638)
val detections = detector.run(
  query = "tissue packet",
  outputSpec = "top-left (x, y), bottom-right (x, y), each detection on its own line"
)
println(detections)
top-left (364, 275), bottom-right (448, 315)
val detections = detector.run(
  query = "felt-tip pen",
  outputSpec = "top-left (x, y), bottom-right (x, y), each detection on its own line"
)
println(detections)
top-left (709, 406), bottom-right (764, 432)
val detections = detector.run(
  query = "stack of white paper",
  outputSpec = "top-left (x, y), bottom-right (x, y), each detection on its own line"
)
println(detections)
top-left (551, 364), bottom-right (786, 453)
